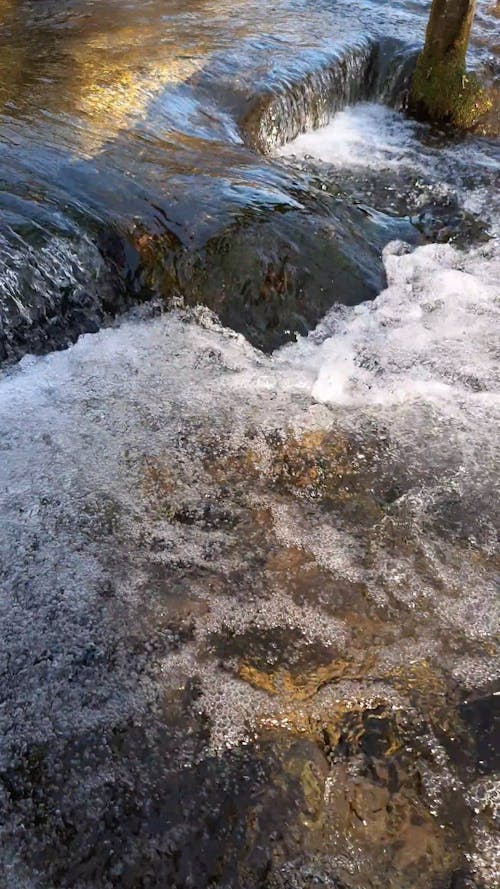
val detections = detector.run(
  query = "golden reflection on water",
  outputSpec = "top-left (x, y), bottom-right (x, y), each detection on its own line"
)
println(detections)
top-left (0, 1), bottom-right (229, 155)
top-left (70, 52), bottom-right (205, 155)
top-left (0, 0), bottom-right (285, 157)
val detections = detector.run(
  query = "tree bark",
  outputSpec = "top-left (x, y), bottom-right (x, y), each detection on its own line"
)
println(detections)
top-left (423, 0), bottom-right (476, 64)
top-left (410, 0), bottom-right (491, 127)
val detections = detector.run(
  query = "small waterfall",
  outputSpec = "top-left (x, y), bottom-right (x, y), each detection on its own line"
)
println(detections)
top-left (0, 34), bottom-right (419, 367)
top-left (242, 40), bottom-right (378, 153)
top-left (241, 38), bottom-right (418, 154)
top-left (373, 39), bottom-right (420, 111)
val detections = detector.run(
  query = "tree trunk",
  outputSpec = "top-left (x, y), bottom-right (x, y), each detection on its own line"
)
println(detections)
top-left (423, 0), bottom-right (476, 64)
top-left (410, 0), bottom-right (491, 127)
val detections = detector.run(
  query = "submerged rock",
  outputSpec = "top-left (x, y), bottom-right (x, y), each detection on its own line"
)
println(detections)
top-left (131, 202), bottom-right (390, 352)
top-left (254, 697), bottom-right (470, 889)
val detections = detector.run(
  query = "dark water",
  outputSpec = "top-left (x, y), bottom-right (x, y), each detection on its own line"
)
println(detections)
top-left (0, 2), bottom-right (499, 888)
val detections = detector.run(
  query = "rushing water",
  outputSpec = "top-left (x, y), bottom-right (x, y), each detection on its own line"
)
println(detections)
top-left (0, 1), bottom-right (499, 888)
top-left (0, 0), bottom-right (497, 359)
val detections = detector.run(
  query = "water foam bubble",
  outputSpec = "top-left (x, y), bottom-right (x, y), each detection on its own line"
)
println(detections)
top-left (277, 101), bottom-right (500, 231)
top-left (278, 239), bottom-right (500, 413)
top-left (279, 101), bottom-right (424, 171)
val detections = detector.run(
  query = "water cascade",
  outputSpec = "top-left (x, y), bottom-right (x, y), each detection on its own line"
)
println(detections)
top-left (0, 0), bottom-right (499, 886)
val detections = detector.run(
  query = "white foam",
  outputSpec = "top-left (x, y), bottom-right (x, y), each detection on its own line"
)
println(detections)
top-left (276, 102), bottom-right (499, 425)
top-left (278, 102), bottom-right (424, 170)
top-left (277, 101), bottom-right (500, 231)
top-left (278, 239), bottom-right (500, 414)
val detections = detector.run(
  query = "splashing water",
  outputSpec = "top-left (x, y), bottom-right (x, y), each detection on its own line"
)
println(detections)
top-left (0, 4), bottom-right (499, 887)
top-left (1, 205), bottom-right (499, 887)
top-left (280, 239), bottom-right (500, 408)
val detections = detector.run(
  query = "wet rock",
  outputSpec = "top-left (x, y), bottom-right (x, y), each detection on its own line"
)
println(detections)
top-left (206, 625), bottom-right (335, 675)
top-left (141, 457), bottom-right (240, 529)
top-left (264, 429), bottom-right (385, 527)
top-left (133, 205), bottom-right (386, 352)
top-left (458, 689), bottom-right (500, 776)
top-left (285, 133), bottom-right (495, 251)
top-left (321, 759), bottom-right (459, 889)
top-left (0, 229), bottom-right (130, 365)
top-left (0, 711), bottom-right (338, 889)
top-left (255, 699), bottom-right (470, 889)
top-left (241, 40), bottom-right (377, 153)
top-left (206, 426), bottom-right (415, 531)
top-left (238, 659), bottom-right (360, 702)
top-left (262, 546), bottom-right (390, 644)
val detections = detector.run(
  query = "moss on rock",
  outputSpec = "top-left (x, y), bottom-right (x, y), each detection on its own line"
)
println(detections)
top-left (412, 54), bottom-right (492, 128)
top-left (410, 0), bottom-right (493, 129)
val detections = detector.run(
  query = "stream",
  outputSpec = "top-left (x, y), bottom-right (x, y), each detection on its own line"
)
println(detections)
top-left (0, 1), bottom-right (499, 887)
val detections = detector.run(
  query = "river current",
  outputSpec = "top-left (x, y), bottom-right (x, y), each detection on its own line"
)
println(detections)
top-left (0, 1), bottom-right (499, 888)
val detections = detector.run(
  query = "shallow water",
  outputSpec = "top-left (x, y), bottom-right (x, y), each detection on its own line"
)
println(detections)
top-left (0, 1), bottom-right (499, 887)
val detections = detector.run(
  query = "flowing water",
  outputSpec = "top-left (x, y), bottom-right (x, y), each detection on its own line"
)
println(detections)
top-left (0, 1), bottom-right (499, 887)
